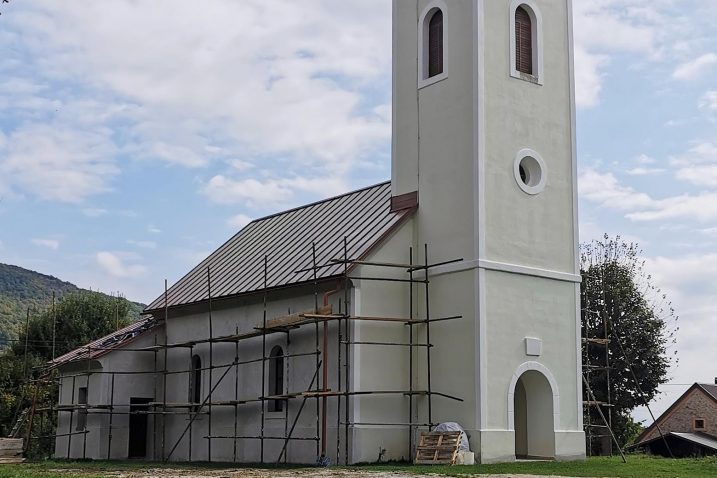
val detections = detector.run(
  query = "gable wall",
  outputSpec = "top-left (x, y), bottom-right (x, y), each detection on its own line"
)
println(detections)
top-left (642, 388), bottom-right (717, 441)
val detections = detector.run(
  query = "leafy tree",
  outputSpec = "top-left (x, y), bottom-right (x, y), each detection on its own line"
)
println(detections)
top-left (581, 236), bottom-right (678, 453)
top-left (0, 291), bottom-right (135, 456)
top-left (11, 291), bottom-right (133, 361)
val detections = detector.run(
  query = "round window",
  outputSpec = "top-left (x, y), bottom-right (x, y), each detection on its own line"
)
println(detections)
top-left (514, 149), bottom-right (547, 195)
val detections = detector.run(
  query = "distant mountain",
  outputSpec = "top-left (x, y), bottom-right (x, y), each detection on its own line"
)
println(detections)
top-left (0, 263), bottom-right (145, 345)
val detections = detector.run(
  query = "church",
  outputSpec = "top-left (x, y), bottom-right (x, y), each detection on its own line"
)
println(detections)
top-left (51, 0), bottom-right (585, 464)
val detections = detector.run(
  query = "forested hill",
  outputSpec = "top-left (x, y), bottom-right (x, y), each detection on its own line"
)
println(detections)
top-left (0, 263), bottom-right (145, 344)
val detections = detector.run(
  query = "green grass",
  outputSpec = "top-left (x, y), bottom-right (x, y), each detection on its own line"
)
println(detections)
top-left (0, 456), bottom-right (715, 478)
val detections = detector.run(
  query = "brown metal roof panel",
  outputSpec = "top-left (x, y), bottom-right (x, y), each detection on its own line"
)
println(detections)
top-left (145, 181), bottom-right (403, 312)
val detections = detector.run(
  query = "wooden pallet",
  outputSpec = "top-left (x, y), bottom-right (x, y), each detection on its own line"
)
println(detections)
top-left (414, 431), bottom-right (463, 465)
top-left (0, 438), bottom-right (24, 464)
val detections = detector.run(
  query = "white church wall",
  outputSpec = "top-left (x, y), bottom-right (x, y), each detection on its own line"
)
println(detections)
top-left (54, 361), bottom-right (103, 459)
top-left (100, 331), bottom-right (160, 460)
top-left (158, 284), bottom-right (346, 464)
top-left (349, 218), bottom-right (415, 463)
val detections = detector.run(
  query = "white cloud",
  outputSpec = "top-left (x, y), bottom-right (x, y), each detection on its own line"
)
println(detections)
top-left (573, 47), bottom-right (609, 108)
top-left (147, 225), bottom-right (162, 234)
top-left (127, 240), bottom-right (157, 250)
top-left (0, 124), bottom-right (118, 203)
top-left (31, 238), bottom-right (60, 250)
top-left (580, 168), bottom-right (717, 223)
top-left (636, 253), bottom-right (717, 418)
top-left (699, 90), bottom-right (717, 112)
top-left (3, 0), bottom-right (392, 180)
top-left (227, 214), bottom-right (253, 229)
top-left (82, 208), bottom-right (108, 217)
top-left (670, 142), bottom-right (717, 166)
top-left (676, 165), bottom-right (717, 188)
top-left (579, 169), bottom-right (654, 211)
top-left (672, 53), bottom-right (717, 81)
top-left (626, 193), bottom-right (717, 222)
top-left (571, 0), bottom-right (667, 108)
top-left (227, 159), bottom-right (254, 172)
top-left (96, 251), bottom-right (147, 278)
top-left (626, 167), bottom-right (666, 176)
top-left (202, 174), bottom-right (347, 208)
top-left (636, 154), bottom-right (657, 165)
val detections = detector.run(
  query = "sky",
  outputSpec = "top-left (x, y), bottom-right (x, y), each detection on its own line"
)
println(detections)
top-left (0, 0), bottom-right (715, 423)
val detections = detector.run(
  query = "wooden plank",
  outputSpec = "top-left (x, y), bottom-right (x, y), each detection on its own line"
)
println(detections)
top-left (0, 439), bottom-right (23, 452)
top-left (414, 431), bottom-right (462, 465)
top-left (0, 457), bottom-right (25, 464)
top-left (263, 305), bottom-right (333, 329)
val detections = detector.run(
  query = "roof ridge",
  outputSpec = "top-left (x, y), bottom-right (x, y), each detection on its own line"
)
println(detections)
top-left (247, 180), bottom-right (391, 224)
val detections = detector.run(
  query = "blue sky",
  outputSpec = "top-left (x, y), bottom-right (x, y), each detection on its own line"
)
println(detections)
top-left (0, 0), bottom-right (715, 420)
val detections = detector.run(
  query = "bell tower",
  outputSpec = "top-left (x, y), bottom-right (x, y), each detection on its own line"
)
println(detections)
top-left (391, 0), bottom-right (585, 462)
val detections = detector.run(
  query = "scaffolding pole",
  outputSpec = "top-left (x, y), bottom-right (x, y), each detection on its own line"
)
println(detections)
top-left (31, 241), bottom-right (464, 466)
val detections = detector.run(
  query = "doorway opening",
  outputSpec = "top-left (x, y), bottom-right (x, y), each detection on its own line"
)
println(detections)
top-left (128, 397), bottom-right (152, 458)
top-left (514, 370), bottom-right (555, 459)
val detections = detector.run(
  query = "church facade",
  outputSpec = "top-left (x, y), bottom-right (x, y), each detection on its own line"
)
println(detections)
top-left (53, 0), bottom-right (585, 464)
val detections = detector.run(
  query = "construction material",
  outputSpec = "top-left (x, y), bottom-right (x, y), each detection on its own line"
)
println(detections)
top-left (414, 431), bottom-right (463, 465)
top-left (0, 438), bottom-right (24, 464)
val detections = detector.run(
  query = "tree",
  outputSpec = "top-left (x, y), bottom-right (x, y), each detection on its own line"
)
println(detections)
top-left (11, 291), bottom-right (133, 361)
top-left (0, 291), bottom-right (134, 456)
top-left (581, 235), bottom-right (678, 453)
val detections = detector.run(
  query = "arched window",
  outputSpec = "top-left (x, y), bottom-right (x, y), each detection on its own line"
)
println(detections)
top-left (428, 10), bottom-right (444, 78)
top-left (189, 355), bottom-right (202, 407)
top-left (509, 1), bottom-right (543, 84)
top-left (515, 7), bottom-right (532, 75)
top-left (418, 1), bottom-right (447, 88)
top-left (268, 346), bottom-right (284, 413)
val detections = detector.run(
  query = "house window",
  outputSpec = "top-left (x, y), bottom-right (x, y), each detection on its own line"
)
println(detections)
top-left (76, 387), bottom-right (88, 431)
top-left (189, 355), bottom-right (202, 408)
top-left (268, 346), bottom-right (284, 413)
top-left (418, 1), bottom-right (448, 88)
top-left (428, 10), bottom-right (444, 78)
top-left (694, 418), bottom-right (706, 431)
top-left (509, 1), bottom-right (543, 84)
top-left (515, 7), bottom-right (532, 75)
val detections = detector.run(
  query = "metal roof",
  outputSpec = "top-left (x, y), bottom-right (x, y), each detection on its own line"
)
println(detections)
top-left (699, 384), bottom-right (717, 401)
top-left (49, 318), bottom-right (161, 369)
top-left (146, 181), bottom-right (413, 312)
top-left (671, 432), bottom-right (717, 451)
top-left (636, 432), bottom-right (717, 452)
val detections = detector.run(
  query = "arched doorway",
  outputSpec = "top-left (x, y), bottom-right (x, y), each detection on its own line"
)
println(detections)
top-left (513, 369), bottom-right (556, 459)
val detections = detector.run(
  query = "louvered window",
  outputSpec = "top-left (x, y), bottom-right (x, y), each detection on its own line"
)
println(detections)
top-left (515, 7), bottom-right (533, 75)
top-left (428, 10), bottom-right (444, 78)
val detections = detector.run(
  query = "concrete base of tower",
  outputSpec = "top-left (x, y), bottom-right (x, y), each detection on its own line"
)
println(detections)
top-left (554, 430), bottom-right (587, 461)
top-left (474, 429), bottom-right (586, 463)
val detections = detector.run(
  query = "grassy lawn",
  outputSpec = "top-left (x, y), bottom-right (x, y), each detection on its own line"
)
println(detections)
top-left (0, 456), bottom-right (715, 478)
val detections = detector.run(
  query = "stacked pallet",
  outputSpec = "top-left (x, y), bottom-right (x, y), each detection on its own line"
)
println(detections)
top-left (0, 438), bottom-right (24, 464)
top-left (414, 431), bottom-right (463, 465)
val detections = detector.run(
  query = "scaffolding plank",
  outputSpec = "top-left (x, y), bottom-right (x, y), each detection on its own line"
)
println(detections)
top-left (264, 305), bottom-right (333, 329)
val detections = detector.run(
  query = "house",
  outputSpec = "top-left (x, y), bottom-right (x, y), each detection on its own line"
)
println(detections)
top-left (51, 0), bottom-right (584, 464)
top-left (632, 383), bottom-right (717, 457)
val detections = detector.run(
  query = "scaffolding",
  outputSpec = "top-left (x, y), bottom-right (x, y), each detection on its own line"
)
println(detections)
top-left (581, 267), bottom-right (614, 457)
top-left (22, 241), bottom-right (464, 464)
